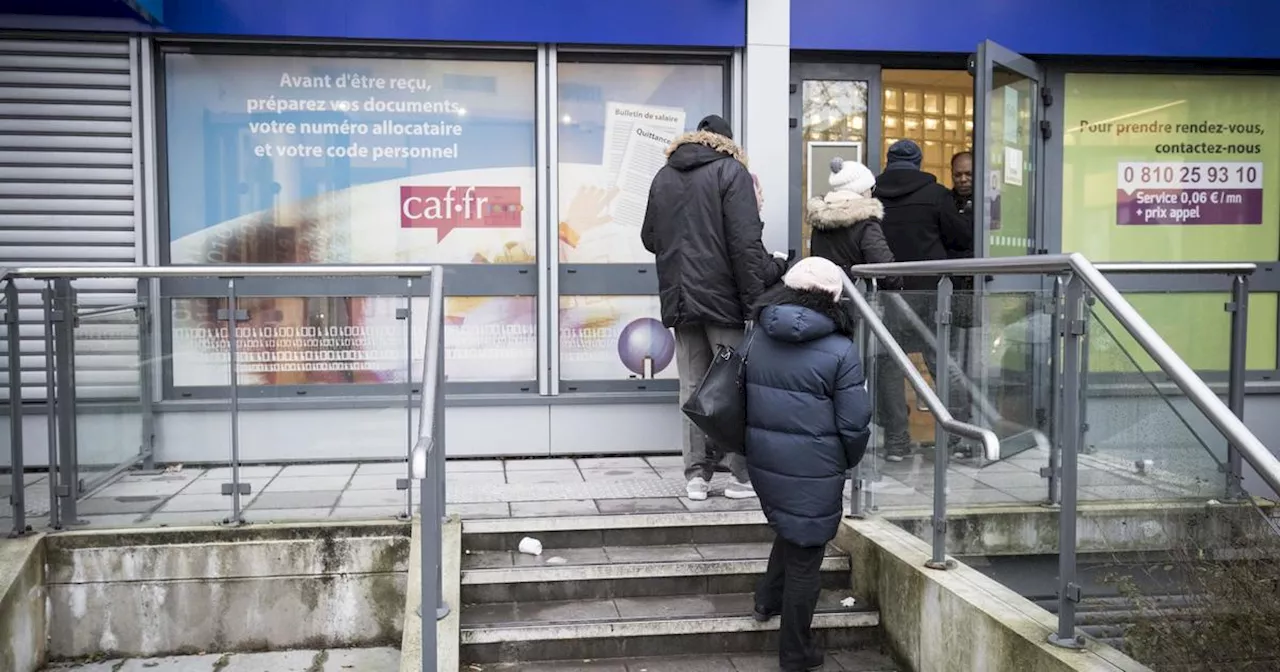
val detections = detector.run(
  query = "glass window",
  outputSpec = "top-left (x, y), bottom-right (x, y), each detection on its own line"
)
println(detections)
top-left (1090, 293), bottom-right (1277, 372)
top-left (440, 296), bottom-right (537, 382)
top-left (801, 80), bottom-right (869, 255)
top-left (1061, 73), bottom-right (1280, 263)
top-left (1061, 73), bottom-right (1280, 371)
top-left (170, 294), bottom-right (537, 388)
top-left (559, 295), bottom-right (677, 381)
top-left (556, 61), bottom-right (726, 264)
top-left (171, 296), bottom-right (412, 387)
top-left (163, 53), bottom-right (537, 265)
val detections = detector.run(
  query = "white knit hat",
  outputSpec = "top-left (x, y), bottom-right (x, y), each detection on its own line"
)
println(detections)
top-left (828, 157), bottom-right (876, 195)
top-left (783, 256), bottom-right (845, 300)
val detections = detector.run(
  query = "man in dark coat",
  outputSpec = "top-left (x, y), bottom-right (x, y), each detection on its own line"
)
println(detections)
top-left (874, 140), bottom-right (974, 460)
top-left (641, 114), bottom-right (786, 501)
top-left (743, 257), bottom-right (870, 672)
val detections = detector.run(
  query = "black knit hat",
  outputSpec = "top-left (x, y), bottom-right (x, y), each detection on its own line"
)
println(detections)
top-left (886, 139), bottom-right (923, 170)
top-left (696, 114), bottom-right (733, 139)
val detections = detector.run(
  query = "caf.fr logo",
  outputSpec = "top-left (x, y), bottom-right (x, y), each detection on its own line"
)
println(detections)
top-left (400, 186), bottom-right (522, 240)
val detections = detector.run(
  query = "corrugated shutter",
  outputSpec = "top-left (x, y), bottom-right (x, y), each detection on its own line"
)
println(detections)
top-left (0, 36), bottom-right (142, 403)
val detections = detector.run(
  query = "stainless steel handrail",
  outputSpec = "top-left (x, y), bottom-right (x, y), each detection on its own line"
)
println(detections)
top-left (843, 276), bottom-right (1001, 459)
top-left (0, 264), bottom-right (439, 279)
top-left (409, 267), bottom-right (448, 671)
top-left (847, 253), bottom-right (1280, 496)
top-left (848, 255), bottom-right (1257, 277)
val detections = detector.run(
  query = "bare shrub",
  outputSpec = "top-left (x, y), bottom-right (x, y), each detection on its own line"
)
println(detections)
top-left (1106, 507), bottom-right (1280, 672)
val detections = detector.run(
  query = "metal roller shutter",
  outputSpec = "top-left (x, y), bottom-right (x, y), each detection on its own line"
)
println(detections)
top-left (0, 36), bottom-right (142, 403)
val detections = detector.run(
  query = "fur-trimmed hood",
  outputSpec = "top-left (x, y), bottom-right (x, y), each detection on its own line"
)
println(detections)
top-left (665, 130), bottom-right (749, 169)
top-left (753, 284), bottom-right (854, 338)
top-left (807, 191), bottom-right (885, 231)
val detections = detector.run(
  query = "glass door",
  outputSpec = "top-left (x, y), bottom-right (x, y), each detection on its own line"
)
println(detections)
top-left (790, 63), bottom-right (880, 258)
top-left (970, 41), bottom-right (1051, 462)
top-left (972, 40), bottom-right (1044, 259)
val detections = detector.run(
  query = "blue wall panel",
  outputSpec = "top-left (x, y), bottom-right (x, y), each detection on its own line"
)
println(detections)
top-left (162, 0), bottom-right (746, 47)
top-left (1, 0), bottom-right (148, 20)
top-left (792, 0), bottom-right (1280, 59)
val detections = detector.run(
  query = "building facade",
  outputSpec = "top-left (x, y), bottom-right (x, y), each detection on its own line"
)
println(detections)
top-left (3, 0), bottom-right (1280, 467)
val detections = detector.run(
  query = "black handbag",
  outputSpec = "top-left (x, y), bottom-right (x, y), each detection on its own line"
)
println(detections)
top-left (681, 328), bottom-right (757, 454)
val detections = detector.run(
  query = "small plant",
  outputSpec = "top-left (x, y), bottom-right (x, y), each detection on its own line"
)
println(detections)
top-left (1107, 508), bottom-right (1280, 671)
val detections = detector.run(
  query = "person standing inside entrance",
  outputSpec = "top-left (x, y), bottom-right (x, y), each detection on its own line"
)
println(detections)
top-left (950, 151), bottom-right (975, 218)
top-left (641, 114), bottom-right (787, 501)
top-left (874, 139), bottom-right (973, 461)
top-left (744, 257), bottom-right (871, 672)
top-left (947, 151), bottom-right (979, 458)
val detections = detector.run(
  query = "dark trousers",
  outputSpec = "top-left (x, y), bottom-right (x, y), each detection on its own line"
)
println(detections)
top-left (874, 297), bottom-right (972, 446)
top-left (754, 535), bottom-right (827, 671)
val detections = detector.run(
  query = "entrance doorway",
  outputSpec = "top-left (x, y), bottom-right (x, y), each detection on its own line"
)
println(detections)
top-left (880, 69), bottom-right (974, 190)
top-left (788, 64), bottom-right (976, 255)
top-left (789, 52), bottom-right (1052, 464)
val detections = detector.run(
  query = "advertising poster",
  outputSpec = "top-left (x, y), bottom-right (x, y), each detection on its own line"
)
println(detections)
top-left (163, 54), bottom-right (537, 384)
top-left (1061, 73), bottom-right (1280, 261)
top-left (170, 295), bottom-right (537, 387)
top-left (1061, 73), bottom-right (1280, 371)
top-left (554, 63), bottom-right (725, 380)
top-left (559, 296), bottom-right (680, 381)
top-left (556, 62), bottom-right (725, 265)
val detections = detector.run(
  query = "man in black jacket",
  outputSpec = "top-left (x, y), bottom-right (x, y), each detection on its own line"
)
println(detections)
top-left (641, 114), bottom-right (786, 501)
top-left (874, 140), bottom-right (974, 461)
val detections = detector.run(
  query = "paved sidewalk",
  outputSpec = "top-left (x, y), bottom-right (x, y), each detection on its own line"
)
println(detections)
top-left (3, 443), bottom-right (1205, 530)
top-left (44, 647), bottom-right (399, 671)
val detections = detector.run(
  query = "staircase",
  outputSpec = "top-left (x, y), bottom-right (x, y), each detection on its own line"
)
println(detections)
top-left (457, 512), bottom-right (902, 671)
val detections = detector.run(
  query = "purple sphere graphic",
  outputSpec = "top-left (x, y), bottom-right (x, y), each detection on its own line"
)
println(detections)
top-left (617, 318), bottom-right (675, 377)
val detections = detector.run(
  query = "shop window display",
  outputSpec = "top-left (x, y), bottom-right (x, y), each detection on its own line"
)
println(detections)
top-left (162, 52), bottom-right (538, 386)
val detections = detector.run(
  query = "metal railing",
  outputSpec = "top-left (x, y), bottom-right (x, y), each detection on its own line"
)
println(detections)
top-left (842, 252), bottom-right (1279, 649)
top-left (2, 263), bottom-right (451, 666)
top-left (843, 275), bottom-right (998, 571)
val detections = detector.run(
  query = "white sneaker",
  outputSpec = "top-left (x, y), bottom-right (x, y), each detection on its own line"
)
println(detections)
top-left (686, 477), bottom-right (710, 501)
top-left (724, 480), bottom-right (757, 499)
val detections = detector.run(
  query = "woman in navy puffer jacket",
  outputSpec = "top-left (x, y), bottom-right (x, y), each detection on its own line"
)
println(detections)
top-left (743, 256), bottom-right (871, 672)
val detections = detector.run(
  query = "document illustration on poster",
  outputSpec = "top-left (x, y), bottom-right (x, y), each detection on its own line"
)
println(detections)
top-left (613, 124), bottom-right (680, 232)
top-left (163, 53), bottom-right (539, 386)
top-left (560, 102), bottom-right (685, 264)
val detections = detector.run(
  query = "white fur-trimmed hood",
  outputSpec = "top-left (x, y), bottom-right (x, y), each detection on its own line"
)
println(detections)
top-left (665, 130), bottom-right (750, 167)
top-left (806, 192), bottom-right (885, 230)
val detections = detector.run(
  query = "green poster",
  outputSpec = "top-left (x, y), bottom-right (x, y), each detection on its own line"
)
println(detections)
top-left (1062, 73), bottom-right (1280, 261)
top-left (1061, 74), bottom-right (1280, 372)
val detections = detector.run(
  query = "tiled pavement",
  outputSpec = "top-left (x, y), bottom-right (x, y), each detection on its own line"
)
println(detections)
top-left (2, 445), bottom-right (1206, 530)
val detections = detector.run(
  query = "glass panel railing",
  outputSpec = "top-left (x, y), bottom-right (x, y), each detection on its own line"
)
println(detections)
top-left (1080, 300), bottom-right (1229, 503)
top-left (225, 286), bottom-right (416, 525)
top-left (72, 281), bottom-right (146, 494)
top-left (863, 286), bottom-right (1055, 511)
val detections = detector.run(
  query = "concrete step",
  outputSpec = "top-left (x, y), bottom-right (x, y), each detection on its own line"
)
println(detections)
top-left (460, 590), bottom-right (879, 664)
top-left (465, 647), bottom-right (903, 670)
top-left (461, 512), bottom-right (773, 552)
top-left (462, 542), bottom-right (851, 603)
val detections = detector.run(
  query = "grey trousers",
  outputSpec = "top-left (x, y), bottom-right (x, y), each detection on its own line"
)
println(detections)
top-left (674, 323), bottom-right (750, 483)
